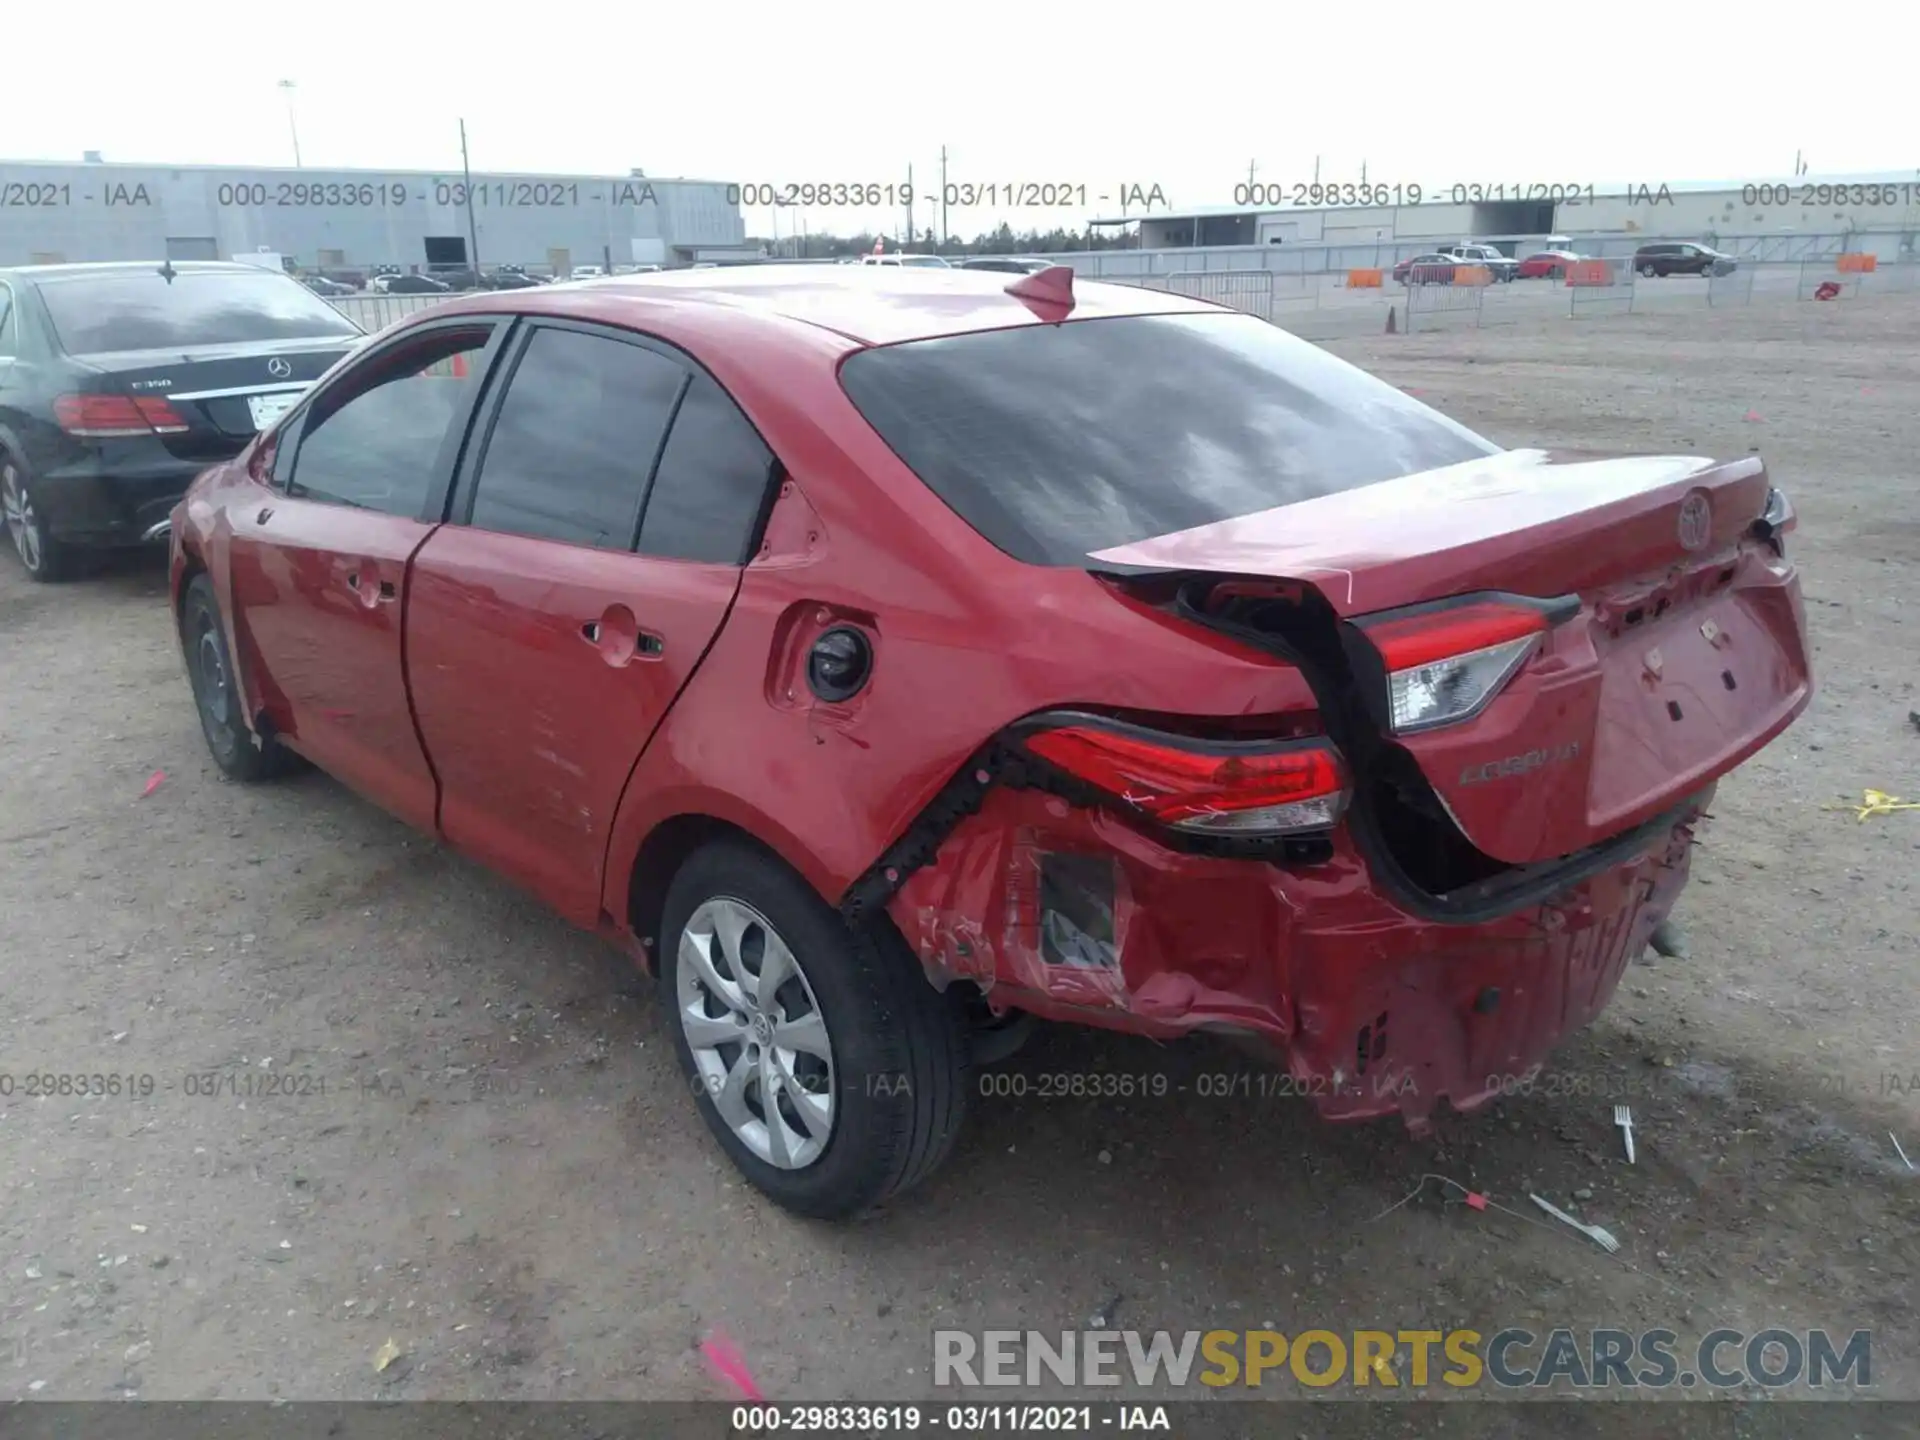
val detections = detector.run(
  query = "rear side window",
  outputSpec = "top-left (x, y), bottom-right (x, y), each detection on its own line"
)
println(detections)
top-left (466, 327), bottom-right (686, 550)
top-left (36, 269), bottom-right (360, 354)
top-left (639, 372), bottom-right (776, 564)
top-left (838, 311), bottom-right (1499, 566)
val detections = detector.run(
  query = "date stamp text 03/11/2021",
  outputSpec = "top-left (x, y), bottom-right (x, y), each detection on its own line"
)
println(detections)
top-left (9, 175), bottom-right (1920, 212)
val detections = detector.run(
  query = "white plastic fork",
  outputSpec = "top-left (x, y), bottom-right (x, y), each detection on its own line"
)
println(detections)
top-left (1615, 1104), bottom-right (1637, 1164)
top-left (1530, 1193), bottom-right (1621, 1254)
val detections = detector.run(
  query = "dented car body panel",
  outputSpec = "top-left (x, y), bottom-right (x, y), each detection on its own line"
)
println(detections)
top-left (168, 267), bottom-right (1811, 1139)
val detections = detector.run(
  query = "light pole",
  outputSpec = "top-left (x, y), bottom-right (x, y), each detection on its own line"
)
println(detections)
top-left (278, 81), bottom-right (302, 168)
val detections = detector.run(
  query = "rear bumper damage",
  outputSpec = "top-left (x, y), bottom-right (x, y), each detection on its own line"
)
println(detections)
top-left (857, 778), bottom-right (1706, 1135)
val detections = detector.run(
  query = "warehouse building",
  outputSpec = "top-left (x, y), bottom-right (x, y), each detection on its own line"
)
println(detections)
top-left (1119, 172), bottom-right (1920, 257)
top-left (0, 156), bottom-right (754, 272)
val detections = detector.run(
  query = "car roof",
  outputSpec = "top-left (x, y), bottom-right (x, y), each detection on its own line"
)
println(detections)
top-left (431, 263), bottom-right (1222, 347)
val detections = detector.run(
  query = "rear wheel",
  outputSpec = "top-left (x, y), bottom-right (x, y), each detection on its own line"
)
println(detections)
top-left (660, 840), bottom-right (969, 1218)
top-left (2, 453), bottom-right (79, 583)
top-left (1637, 263), bottom-right (1658, 278)
top-left (180, 573), bottom-right (305, 781)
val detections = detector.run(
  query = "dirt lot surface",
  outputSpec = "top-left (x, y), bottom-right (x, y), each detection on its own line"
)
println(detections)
top-left (2, 294), bottom-right (1916, 1427)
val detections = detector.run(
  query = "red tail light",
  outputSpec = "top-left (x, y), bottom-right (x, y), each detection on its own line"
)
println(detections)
top-left (1023, 721), bottom-right (1348, 836)
top-left (1356, 596), bottom-right (1568, 734)
top-left (54, 393), bottom-right (190, 438)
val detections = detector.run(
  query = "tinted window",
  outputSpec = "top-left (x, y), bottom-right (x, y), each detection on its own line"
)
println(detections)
top-left (839, 311), bottom-right (1500, 566)
top-left (36, 269), bottom-right (360, 354)
top-left (639, 373), bottom-right (775, 564)
top-left (286, 328), bottom-right (489, 517)
top-left (467, 327), bottom-right (685, 550)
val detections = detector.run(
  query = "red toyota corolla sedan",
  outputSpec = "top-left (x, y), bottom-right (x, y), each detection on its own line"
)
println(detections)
top-left (168, 265), bottom-right (1811, 1218)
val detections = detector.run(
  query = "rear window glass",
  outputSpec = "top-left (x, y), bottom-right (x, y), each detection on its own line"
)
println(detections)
top-left (37, 269), bottom-right (361, 354)
top-left (838, 312), bottom-right (1500, 566)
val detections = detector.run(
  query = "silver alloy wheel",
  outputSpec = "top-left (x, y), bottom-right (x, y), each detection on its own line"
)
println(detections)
top-left (676, 896), bottom-right (836, 1170)
top-left (2, 461), bottom-right (41, 572)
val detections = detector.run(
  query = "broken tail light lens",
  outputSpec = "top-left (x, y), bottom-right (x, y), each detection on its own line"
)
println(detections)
top-left (1022, 720), bottom-right (1348, 836)
top-left (1359, 599), bottom-right (1553, 735)
top-left (54, 393), bottom-right (190, 438)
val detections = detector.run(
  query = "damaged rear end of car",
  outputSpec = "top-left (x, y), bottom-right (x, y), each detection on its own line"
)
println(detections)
top-left (834, 301), bottom-right (1812, 1134)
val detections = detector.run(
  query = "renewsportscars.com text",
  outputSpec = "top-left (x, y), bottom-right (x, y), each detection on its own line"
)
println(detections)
top-left (934, 1327), bottom-right (1871, 1391)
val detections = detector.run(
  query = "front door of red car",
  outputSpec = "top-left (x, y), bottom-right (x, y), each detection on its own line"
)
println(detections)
top-left (404, 321), bottom-right (777, 926)
top-left (229, 320), bottom-right (503, 832)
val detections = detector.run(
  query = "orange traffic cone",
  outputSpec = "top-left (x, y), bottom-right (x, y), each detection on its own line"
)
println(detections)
top-left (450, 352), bottom-right (469, 378)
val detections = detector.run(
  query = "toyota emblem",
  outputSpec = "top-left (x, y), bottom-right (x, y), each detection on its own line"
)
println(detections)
top-left (1676, 492), bottom-right (1712, 551)
top-left (267, 357), bottom-right (293, 379)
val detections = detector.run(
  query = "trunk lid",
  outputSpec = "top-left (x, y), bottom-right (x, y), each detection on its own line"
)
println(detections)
top-left (1093, 448), bottom-right (1812, 866)
top-left (73, 338), bottom-right (360, 463)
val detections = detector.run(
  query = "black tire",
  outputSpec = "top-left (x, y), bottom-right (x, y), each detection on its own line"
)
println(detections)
top-left (2, 451), bottom-right (81, 583)
top-left (1637, 263), bottom-right (1656, 278)
top-left (179, 573), bottom-right (305, 781)
top-left (659, 840), bottom-right (969, 1219)
top-left (968, 1006), bottom-right (1039, 1068)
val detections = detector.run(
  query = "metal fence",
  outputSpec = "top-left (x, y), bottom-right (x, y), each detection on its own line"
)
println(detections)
top-left (1160, 269), bottom-right (1275, 317)
top-left (1708, 265), bottom-right (1755, 307)
top-left (1026, 230), bottom-right (1917, 281)
top-left (321, 255), bottom-right (1920, 348)
top-left (1403, 265), bottom-right (1489, 331)
top-left (328, 292), bottom-right (461, 332)
top-left (1566, 258), bottom-right (1636, 319)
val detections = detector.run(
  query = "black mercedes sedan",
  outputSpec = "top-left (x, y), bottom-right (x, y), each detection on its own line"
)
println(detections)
top-left (0, 260), bottom-right (362, 581)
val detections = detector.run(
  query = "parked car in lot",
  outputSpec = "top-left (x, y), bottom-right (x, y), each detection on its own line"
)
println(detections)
top-left (372, 273), bottom-right (453, 295)
top-left (1634, 243), bottom-right (1737, 278)
top-left (1436, 243), bottom-right (1519, 281)
top-left (861, 253), bottom-right (951, 268)
top-left (1392, 253), bottom-right (1458, 284)
top-left (300, 274), bottom-right (356, 296)
top-left (0, 260), bottom-right (362, 581)
top-left (957, 256), bottom-right (1054, 275)
top-left (167, 265), bottom-right (1812, 1217)
top-left (1517, 249), bottom-right (1583, 279)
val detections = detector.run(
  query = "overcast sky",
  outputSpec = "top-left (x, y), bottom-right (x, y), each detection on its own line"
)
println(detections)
top-left (6, 4), bottom-right (1914, 239)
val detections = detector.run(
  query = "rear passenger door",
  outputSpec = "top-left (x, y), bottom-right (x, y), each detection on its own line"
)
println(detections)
top-left (404, 320), bottom-right (778, 926)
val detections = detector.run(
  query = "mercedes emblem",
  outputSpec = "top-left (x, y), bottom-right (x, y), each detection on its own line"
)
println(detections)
top-left (267, 357), bottom-right (293, 379)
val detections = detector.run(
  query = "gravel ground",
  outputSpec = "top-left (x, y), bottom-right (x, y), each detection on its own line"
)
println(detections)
top-left (1, 294), bottom-right (1915, 1423)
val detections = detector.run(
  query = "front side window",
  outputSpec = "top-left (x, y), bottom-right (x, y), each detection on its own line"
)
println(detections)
top-left (839, 311), bottom-right (1499, 567)
top-left (284, 327), bottom-right (491, 517)
top-left (465, 327), bottom-right (686, 550)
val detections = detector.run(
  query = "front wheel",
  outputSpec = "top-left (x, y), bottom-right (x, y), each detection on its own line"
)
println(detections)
top-left (180, 573), bottom-right (305, 781)
top-left (660, 840), bottom-right (969, 1218)
top-left (1637, 263), bottom-right (1657, 278)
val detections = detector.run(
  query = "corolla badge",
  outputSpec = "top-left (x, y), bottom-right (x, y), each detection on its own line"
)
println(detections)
top-left (1459, 741), bottom-right (1582, 786)
top-left (267, 357), bottom-right (293, 379)
top-left (1677, 491), bottom-right (1712, 551)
